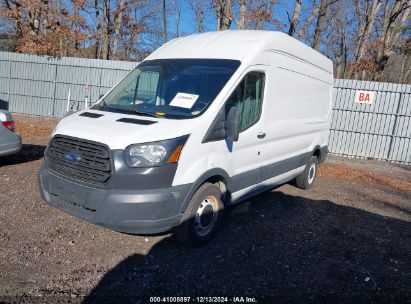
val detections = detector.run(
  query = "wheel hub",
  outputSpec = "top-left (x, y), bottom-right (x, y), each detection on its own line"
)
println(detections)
top-left (195, 196), bottom-right (218, 236)
top-left (308, 163), bottom-right (316, 184)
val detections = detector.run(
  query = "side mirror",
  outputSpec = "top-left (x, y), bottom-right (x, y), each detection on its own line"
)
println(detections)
top-left (226, 107), bottom-right (240, 142)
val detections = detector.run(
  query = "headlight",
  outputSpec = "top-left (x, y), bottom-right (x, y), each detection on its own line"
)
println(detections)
top-left (127, 144), bottom-right (167, 166)
top-left (123, 135), bottom-right (189, 167)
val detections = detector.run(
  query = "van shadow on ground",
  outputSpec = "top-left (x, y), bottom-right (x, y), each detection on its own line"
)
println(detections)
top-left (83, 191), bottom-right (410, 304)
top-left (0, 144), bottom-right (45, 166)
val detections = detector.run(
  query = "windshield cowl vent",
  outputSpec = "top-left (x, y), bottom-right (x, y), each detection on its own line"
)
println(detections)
top-left (116, 118), bottom-right (157, 125)
top-left (79, 112), bottom-right (104, 118)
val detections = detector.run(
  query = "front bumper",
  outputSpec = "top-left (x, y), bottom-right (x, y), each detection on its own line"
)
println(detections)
top-left (38, 163), bottom-right (192, 234)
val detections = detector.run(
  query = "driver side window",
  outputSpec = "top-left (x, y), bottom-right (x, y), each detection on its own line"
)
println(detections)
top-left (118, 71), bottom-right (160, 106)
top-left (135, 71), bottom-right (160, 104)
top-left (225, 71), bottom-right (265, 132)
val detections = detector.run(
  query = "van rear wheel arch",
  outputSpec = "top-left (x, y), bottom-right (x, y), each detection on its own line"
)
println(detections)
top-left (312, 145), bottom-right (328, 164)
top-left (313, 146), bottom-right (321, 159)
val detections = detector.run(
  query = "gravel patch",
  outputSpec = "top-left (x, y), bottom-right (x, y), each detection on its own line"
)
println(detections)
top-left (0, 115), bottom-right (409, 303)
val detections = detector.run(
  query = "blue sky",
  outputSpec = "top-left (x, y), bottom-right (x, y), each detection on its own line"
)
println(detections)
top-left (70, 0), bottom-right (317, 46)
top-left (168, 0), bottom-right (310, 37)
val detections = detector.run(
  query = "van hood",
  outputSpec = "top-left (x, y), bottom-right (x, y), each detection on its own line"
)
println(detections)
top-left (53, 110), bottom-right (198, 150)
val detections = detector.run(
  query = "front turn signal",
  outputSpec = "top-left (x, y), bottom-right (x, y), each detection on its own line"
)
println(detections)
top-left (167, 145), bottom-right (184, 163)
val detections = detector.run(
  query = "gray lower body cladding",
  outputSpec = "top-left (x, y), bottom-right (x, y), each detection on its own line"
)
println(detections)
top-left (38, 163), bottom-right (192, 234)
top-left (38, 145), bottom-right (328, 234)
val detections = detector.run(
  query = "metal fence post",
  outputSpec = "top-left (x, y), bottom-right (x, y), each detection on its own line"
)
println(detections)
top-left (99, 66), bottom-right (103, 99)
top-left (386, 91), bottom-right (403, 161)
top-left (7, 59), bottom-right (12, 110)
top-left (51, 63), bottom-right (59, 117)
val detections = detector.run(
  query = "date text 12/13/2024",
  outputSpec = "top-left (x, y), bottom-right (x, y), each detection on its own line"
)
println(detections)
top-left (149, 297), bottom-right (258, 303)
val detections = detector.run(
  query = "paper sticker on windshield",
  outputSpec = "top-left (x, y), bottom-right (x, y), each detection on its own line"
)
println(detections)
top-left (169, 93), bottom-right (199, 109)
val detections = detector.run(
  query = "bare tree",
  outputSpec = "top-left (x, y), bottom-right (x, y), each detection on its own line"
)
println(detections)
top-left (120, 0), bottom-right (158, 60)
top-left (288, 0), bottom-right (302, 36)
top-left (374, 0), bottom-right (411, 79)
top-left (72, 0), bottom-right (81, 51)
top-left (312, 0), bottom-right (329, 50)
top-left (93, 0), bottom-right (101, 58)
top-left (398, 52), bottom-right (411, 83)
top-left (174, 0), bottom-right (182, 37)
top-left (297, 3), bottom-right (319, 40)
top-left (213, 0), bottom-right (233, 30)
top-left (189, 0), bottom-right (205, 32)
top-left (243, 0), bottom-right (279, 30)
top-left (2, 0), bottom-right (12, 10)
top-left (0, 0), bottom-right (409, 81)
top-left (322, 1), bottom-right (347, 78)
top-left (1, 0), bottom-right (23, 38)
top-left (101, 0), bottom-right (111, 59)
top-left (236, 0), bottom-right (246, 29)
top-left (112, 0), bottom-right (126, 58)
top-left (354, 0), bottom-right (382, 61)
top-left (345, 0), bottom-right (383, 79)
top-left (162, 0), bottom-right (167, 42)
top-left (400, 39), bottom-right (411, 83)
top-left (0, 0), bottom-right (88, 56)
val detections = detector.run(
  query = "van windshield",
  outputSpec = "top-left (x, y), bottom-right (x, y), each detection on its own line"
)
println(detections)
top-left (92, 59), bottom-right (241, 119)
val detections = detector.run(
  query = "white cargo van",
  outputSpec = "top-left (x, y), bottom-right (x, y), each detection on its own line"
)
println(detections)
top-left (39, 30), bottom-right (333, 245)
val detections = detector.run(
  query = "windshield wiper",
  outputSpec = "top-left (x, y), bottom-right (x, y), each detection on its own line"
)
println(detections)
top-left (94, 104), bottom-right (166, 119)
top-left (134, 110), bottom-right (163, 118)
top-left (100, 100), bottom-right (108, 111)
top-left (91, 100), bottom-right (108, 111)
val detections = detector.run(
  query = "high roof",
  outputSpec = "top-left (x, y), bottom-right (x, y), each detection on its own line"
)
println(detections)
top-left (145, 30), bottom-right (332, 73)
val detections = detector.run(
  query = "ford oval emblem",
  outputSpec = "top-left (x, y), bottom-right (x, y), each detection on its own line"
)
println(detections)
top-left (64, 152), bottom-right (81, 163)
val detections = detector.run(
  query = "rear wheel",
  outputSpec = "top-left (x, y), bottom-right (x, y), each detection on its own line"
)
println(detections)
top-left (174, 183), bottom-right (223, 246)
top-left (295, 155), bottom-right (318, 189)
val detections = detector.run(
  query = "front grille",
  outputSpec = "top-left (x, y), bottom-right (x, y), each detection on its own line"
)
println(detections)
top-left (47, 135), bottom-right (112, 185)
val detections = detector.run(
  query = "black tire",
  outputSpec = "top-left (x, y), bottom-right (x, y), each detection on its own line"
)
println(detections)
top-left (174, 183), bottom-right (224, 246)
top-left (295, 155), bottom-right (318, 189)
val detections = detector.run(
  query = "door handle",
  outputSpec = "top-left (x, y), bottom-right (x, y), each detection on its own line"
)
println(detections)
top-left (257, 132), bottom-right (266, 139)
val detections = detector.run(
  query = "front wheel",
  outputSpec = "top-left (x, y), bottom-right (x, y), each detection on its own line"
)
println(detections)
top-left (295, 155), bottom-right (318, 189)
top-left (174, 183), bottom-right (224, 246)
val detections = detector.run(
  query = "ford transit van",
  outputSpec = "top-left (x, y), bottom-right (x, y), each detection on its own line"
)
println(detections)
top-left (38, 30), bottom-right (333, 245)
